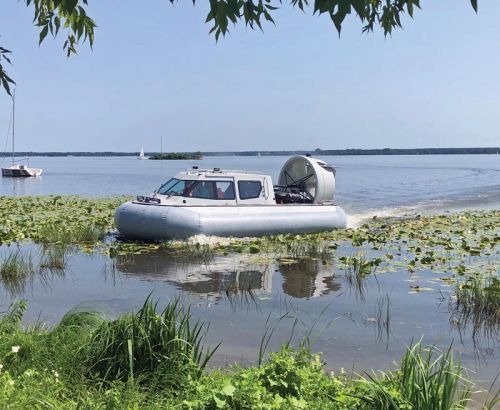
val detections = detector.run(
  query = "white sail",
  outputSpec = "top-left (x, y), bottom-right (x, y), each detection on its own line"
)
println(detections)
top-left (138, 145), bottom-right (147, 160)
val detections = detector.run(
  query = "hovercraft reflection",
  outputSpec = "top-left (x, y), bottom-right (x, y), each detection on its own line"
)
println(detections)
top-left (114, 251), bottom-right (341, 300)
top-left (115, 156), bottom-right (347, 241)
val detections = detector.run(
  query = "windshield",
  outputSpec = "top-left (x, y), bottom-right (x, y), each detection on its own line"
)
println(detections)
top-left (157, 178), bottom-right (235, 200)
top-left (157, 178), bottom-right (195, 196)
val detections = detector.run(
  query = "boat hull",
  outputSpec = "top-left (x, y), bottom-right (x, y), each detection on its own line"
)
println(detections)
top-left (115, 201), bottom-right (347, 241)
top-left (1, 166), bottom-right (43, 177)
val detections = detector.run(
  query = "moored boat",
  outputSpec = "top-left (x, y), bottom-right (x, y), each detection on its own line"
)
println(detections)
top-left (115, 155), bottom-right (347, 241)
top-left (1, 90), bottom-right (43, 178)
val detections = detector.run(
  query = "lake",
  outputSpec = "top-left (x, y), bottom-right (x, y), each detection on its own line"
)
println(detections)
top-left (0, 154), bottom-right (499, 391)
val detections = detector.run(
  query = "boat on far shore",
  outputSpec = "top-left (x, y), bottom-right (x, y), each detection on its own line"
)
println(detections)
top-left (138, 146), bottom-right (147, 160)
top-left (1, 90), bottom-right (43, 178)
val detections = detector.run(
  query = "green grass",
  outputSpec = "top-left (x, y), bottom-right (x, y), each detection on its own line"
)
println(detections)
top-left (357, 342), bottom-right (472, 410)
top-left (0, 299), bottom-right (486, 409)
top-left (84, 296), bottom-right (218, 388)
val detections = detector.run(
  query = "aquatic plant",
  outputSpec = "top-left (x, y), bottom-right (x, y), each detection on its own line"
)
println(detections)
top-left (38, 245), bottom-right (68, 272)
top-left (0, 251), bottom-right (35, 295)
top-left (339, 254), bottom-right (382, 276)
top-left (0, 195), bottom-right (127, 245)
top-left (375, 293), bottom-right (392, 345)
top-left (84, 296), bottom-right (218, 387)
top-left (173, 241), bottom-right (214, 264)
top-left (450, 276), bottom-right (500, 345)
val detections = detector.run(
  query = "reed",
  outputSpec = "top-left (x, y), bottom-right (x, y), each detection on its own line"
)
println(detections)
top-left (285, 238), bottom-right (331, 259)
top-left (375, 293), bottom-right (392, 345)
top-left (450, 276), bottom-right (500, 343)
top-left (84, 296), bottom-right (218, 387)
top-left (39, 245), bottom-right (68, 272)
top-left (357, 341), bottom-right (472, 410)
top-left (37, 223), bottom-right (105, 246)
top-left (0, 251), bottom-right (35, 295)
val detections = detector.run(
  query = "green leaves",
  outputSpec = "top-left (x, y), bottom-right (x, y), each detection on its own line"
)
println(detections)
top-left (0, 0), bottom-right (483, 95)
top-left (182, 0), bottom-right (427, 39)
top-left (28, 0), bottom-right (97, 57)
top-left (0, 46), bottom-right (15, 96)
top-left (0, 0), bottom-right (96, 95)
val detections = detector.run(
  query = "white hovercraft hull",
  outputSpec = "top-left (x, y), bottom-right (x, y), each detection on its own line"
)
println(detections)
top-left (115, 201), bottom-right (347, 241)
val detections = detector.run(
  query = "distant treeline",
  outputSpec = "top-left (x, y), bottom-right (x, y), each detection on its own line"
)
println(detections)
top-left (1, 147), bottom-right (498, 157)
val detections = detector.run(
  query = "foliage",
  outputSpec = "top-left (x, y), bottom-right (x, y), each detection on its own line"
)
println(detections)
top-left (149, 152), bottom-right (199, 160)
top-left (1, 1), bottom-right (480, 94)
top-left (0, 297), bottom-right (480, 409)
top-left (1, 0), bottom-right (96, 95)
top-left (84, 296), bottom-right (217, 387)
top-left (357, 342), bottom-right (472, 409)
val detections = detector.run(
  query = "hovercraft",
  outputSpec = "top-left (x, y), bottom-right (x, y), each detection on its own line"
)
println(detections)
top-left (115, 155), bottom-right (347, 241)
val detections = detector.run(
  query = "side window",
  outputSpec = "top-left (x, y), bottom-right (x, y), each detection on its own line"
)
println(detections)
top-left (238, 181), bottom-right (262, 200)
top-left (188, 181), bottom-right (216, 199)
top-left (215, 181), bottom-right (235, 200)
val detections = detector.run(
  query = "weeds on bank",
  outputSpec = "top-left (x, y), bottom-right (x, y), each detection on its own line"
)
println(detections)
top-left (357, 342), bottom-right (471, 410)
top-left (85, 296), bottom-right (218, 388)
top-left (0, 299), bottom-right (487, 409)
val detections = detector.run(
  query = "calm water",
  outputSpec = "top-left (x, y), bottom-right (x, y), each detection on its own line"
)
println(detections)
top-left (1, 155), bottom-right (499, 222)
top-left (0, 155), bottom-right (499, 390)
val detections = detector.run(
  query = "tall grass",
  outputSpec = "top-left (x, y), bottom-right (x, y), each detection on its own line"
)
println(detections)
top-left (84, 296), bottom-right (218, 387)
top-left (358, 341), bottom-right (472, 410)
top-left (450, 276), bottom-right (500, 344)
top-left (0, 251), bottom-right (35, 295)
top-left (286, 238), bottom-right (331, 259)
top-left (36, 223), bottom-right (105, 246)
top-left (39, 245), bottom-right (68, 272)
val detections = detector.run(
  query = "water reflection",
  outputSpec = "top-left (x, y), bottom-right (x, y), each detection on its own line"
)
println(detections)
top-left (279, 259), bottom-right (340, 298)
top-left (115, 250), bottom-right (272, 300)
top-left (114, 250), bottom-right (342, 300)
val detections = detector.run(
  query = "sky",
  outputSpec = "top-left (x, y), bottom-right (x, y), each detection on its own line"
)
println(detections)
top-left (0, 1), bottom-right (499, 152)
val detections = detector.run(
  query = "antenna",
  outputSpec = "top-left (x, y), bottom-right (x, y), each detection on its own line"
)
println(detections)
top-left (12, 89), bottom-right (15, 166)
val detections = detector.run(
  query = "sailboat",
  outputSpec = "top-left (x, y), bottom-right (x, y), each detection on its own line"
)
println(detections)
top-left (138, 146), bottom-right (147, 160)
top-left (1, 91), bottom-right (43, 177)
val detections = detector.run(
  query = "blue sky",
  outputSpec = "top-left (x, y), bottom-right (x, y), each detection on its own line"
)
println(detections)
top-left (0, 1), bottom-right (499, 152)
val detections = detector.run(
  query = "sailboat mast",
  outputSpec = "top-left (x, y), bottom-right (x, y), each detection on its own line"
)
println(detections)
top-left (12, 90), bottom-right (15, 165)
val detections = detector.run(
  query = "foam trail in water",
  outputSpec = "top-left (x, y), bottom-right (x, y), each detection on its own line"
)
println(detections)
top-left (347, 207), bottom-right (414, 229)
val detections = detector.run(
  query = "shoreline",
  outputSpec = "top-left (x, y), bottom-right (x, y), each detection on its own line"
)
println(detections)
top-left (1, 147), bottom-right (499, 158)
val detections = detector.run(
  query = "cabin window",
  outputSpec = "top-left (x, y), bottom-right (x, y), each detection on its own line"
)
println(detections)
top-left (158, 179), bottom-right (235, 200)
top-left (238, 181), bottom-right (262, 200)
top-left (215, 181), bottom-right (235, 200)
